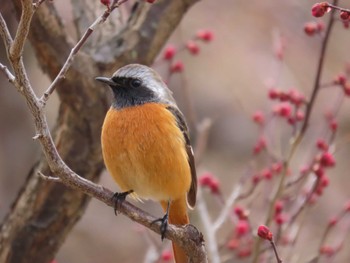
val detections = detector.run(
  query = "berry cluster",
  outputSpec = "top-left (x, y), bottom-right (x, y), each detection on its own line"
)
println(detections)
top-left (160, 29), bottom-right (214, 76)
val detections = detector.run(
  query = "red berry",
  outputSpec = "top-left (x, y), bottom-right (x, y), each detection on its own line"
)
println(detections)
top-left (257, 225), bottom-right (273, 241)
top-left (235, 220), bottom-right (249, 237)
top-left (320, 152), bottom-right (336, 167)
top-left (262, 168), bottom-right (273, 180)
top-left (199, 173), bottom-right (220, 194)
top-left (320, 245), bottom-right (335, 256)
top-left (146, 0), bottom-right (156, 3)
top-left (320, 174), bottom-right (330, 187)
top-left (329, 119), bottom-right (338, 132)
top-left (274, 213), bottom-right (287, 225)
top-left (100, 0), bottom-right (110, 6)
top-left (268, 88), bottom-right (279, 100)
top-left (227, 238), bottom-right (239, 250)
top-left (340, 11), bottom-right (350, 21)
top-left (314, 166), bottom-right (324, 178)
top-left (333, 73), bottom-right (347, 85)
top-left (196, 29), bottom-right (214, 42)
top-left (271, 162), bottom-right (282, 174)
top-left (252, 174), bottom-right (261, 185)
top-left (163, 45), bottom-right (176, 60)
top-left (304, 22), bottom-right (318, 36)
top-left (186, 41), bottom-right (200, 55)
top-left (274, 200), bottom-right (284, 214)
top-left (273, 103), bottom-right (292, 118)
top-left (343, 20), bottom-right (350, 29)
top-left (161, 250), bottom-right (173, 261)
top-left (170, 61), bottom-right (184, 73)
top-left (343, 84), bottom-right (350, 96)
top-left (344, 200), bottom-right (350, 212)
top-left (253, 136), bottom-right (266, 155)
top-left (252, 111), bottom-right (265, 125)
top-left (311, 2), bottom-right (329, 18)
top-left (316, 139), bottom-right (329, 151)
top-left (199, 173), bottom-right (214, 186)
top-left (237, 248), bottom-right (252, 258)
top-left (234, 205), bottom-right (244, 217)
top-left (328, 216), bottom-right (338, 227)
top-left (209, 178), bottom-right (220, 194)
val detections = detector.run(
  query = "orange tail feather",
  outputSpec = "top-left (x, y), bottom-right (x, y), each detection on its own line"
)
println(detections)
top-left (160, 198), bottom-right (189, 263)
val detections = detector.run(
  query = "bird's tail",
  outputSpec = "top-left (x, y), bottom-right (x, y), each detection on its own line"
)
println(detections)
top-left (160, 197), bottom-right (189, 263)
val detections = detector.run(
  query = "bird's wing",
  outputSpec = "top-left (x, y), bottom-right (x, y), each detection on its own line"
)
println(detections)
top-left (166, 106), bottom-right (197, 208)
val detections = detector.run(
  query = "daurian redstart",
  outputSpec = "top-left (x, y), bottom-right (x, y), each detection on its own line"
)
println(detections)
top-left (96, 64), bottom-right (197, 263)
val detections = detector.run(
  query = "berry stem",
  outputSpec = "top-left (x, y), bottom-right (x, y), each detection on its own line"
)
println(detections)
top-left (270, 240), bottom-right (283, 263)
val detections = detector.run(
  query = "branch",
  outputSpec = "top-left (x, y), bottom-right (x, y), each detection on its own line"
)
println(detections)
top-left (251, 1), bottom-right (338, 262)
top-left (0, 62), bottom-right (15, 83)
top-left (40, 2), bottom-right (127, 104)
top-left (9, 0), bottom-right (33, 62)
top-left (1, 0), bottom-right (205, 262)
top-left (0, 12), bottom-right (13, 51)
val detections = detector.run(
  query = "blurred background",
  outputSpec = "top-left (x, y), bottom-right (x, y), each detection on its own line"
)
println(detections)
top-left (1, 0), bottom-right (350, 262)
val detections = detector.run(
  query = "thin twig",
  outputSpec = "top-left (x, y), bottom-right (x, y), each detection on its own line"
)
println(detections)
top-left (270, 240), bottom-right (282, 263)
top-left (32, 0), bottom-right (47, 9)
top-left (197, 187), bottom-right (220, 263)
top-left (0, 62), bottom-right (15, 83)
top-left (9, 0), bottom-right (34, 62)
top-left (213, 184), bottom-right (242, 231)
top-left (0, 12), bottom-right (13, 51)
top-left (40, 1), bottom-right (129, 105)
top-left (326, 2), bottom-right (350, 13)
top-left (37, 171), bottom-right (62, 182)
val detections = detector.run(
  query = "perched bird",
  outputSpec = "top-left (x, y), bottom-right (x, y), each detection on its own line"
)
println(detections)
top-left (96, 64), bottom-right (197, 263)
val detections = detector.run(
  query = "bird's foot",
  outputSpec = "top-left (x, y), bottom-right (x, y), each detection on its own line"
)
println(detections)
top-left (112, 190), bottom-right (133, 215)
top-left (151, 212), bottom-right (169, 241)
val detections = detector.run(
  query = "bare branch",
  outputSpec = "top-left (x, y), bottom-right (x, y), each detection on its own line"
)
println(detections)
top-left (213, 184), bottom-right (242, 231)
top-left (40, 4), bottom-right (126, 104)
top-left (196, 187), bottom-right (220, 263)
top-left (0, 12), bottom-right (13, 51)
top-left (32, 0), bottom-right (47, 9)
top-left (0, 62), bottom-right (15, 83)
top-left (37, 171), bottom-right (62, 182)
top-left (9, 0), bottom-right (34, 62)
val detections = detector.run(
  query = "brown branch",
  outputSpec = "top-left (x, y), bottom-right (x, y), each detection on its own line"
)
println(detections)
top-left (40, 2), bottom-right (128, 104)
top-left (0, 12), bottom-right (13, 51)
top-left (9, 0), bottom-right (33, 63)
top-left (0, 0), bottom-right (204, 262)
top-left (0, 62), bottom-right (15, 83)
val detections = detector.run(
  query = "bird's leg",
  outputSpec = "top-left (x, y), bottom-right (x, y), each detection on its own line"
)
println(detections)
top-left (112, 190), bottom-right (133, 215)
top-left (151, 200), bottom-right (170, 241)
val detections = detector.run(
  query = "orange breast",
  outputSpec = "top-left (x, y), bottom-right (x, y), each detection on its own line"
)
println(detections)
top-left (101, 103), bottom-right (191, 202)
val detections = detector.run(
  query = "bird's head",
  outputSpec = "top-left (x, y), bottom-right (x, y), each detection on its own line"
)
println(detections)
top-left (96, 64), bottom-right (175, 109)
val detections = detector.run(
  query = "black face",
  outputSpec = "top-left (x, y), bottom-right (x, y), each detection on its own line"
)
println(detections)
top-left (108, 77), bottom-right (158, 109)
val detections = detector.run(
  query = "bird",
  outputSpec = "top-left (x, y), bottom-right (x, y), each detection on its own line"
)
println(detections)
top-left (96, 64), bottom-right (197, 263)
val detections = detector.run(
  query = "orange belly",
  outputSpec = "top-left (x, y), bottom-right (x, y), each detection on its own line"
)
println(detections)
top-left (101, 103), bottom-right (191, 202)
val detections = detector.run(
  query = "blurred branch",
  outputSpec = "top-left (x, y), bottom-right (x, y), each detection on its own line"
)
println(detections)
top-left (251, 1), bottom-right (338, 262)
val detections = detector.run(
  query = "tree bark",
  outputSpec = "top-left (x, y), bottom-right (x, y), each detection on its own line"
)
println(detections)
top-left (0, 0), bottom-right (199, 262)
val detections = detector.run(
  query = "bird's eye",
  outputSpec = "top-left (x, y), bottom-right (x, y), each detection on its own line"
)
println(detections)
top-left (130, 79), bottom-right (142, 88)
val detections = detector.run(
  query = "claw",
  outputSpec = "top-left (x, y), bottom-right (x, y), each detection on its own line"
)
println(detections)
top-left (112, 190), bottom-right (133, 215)
top-left (151, 200), bottom-right (170, 241)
